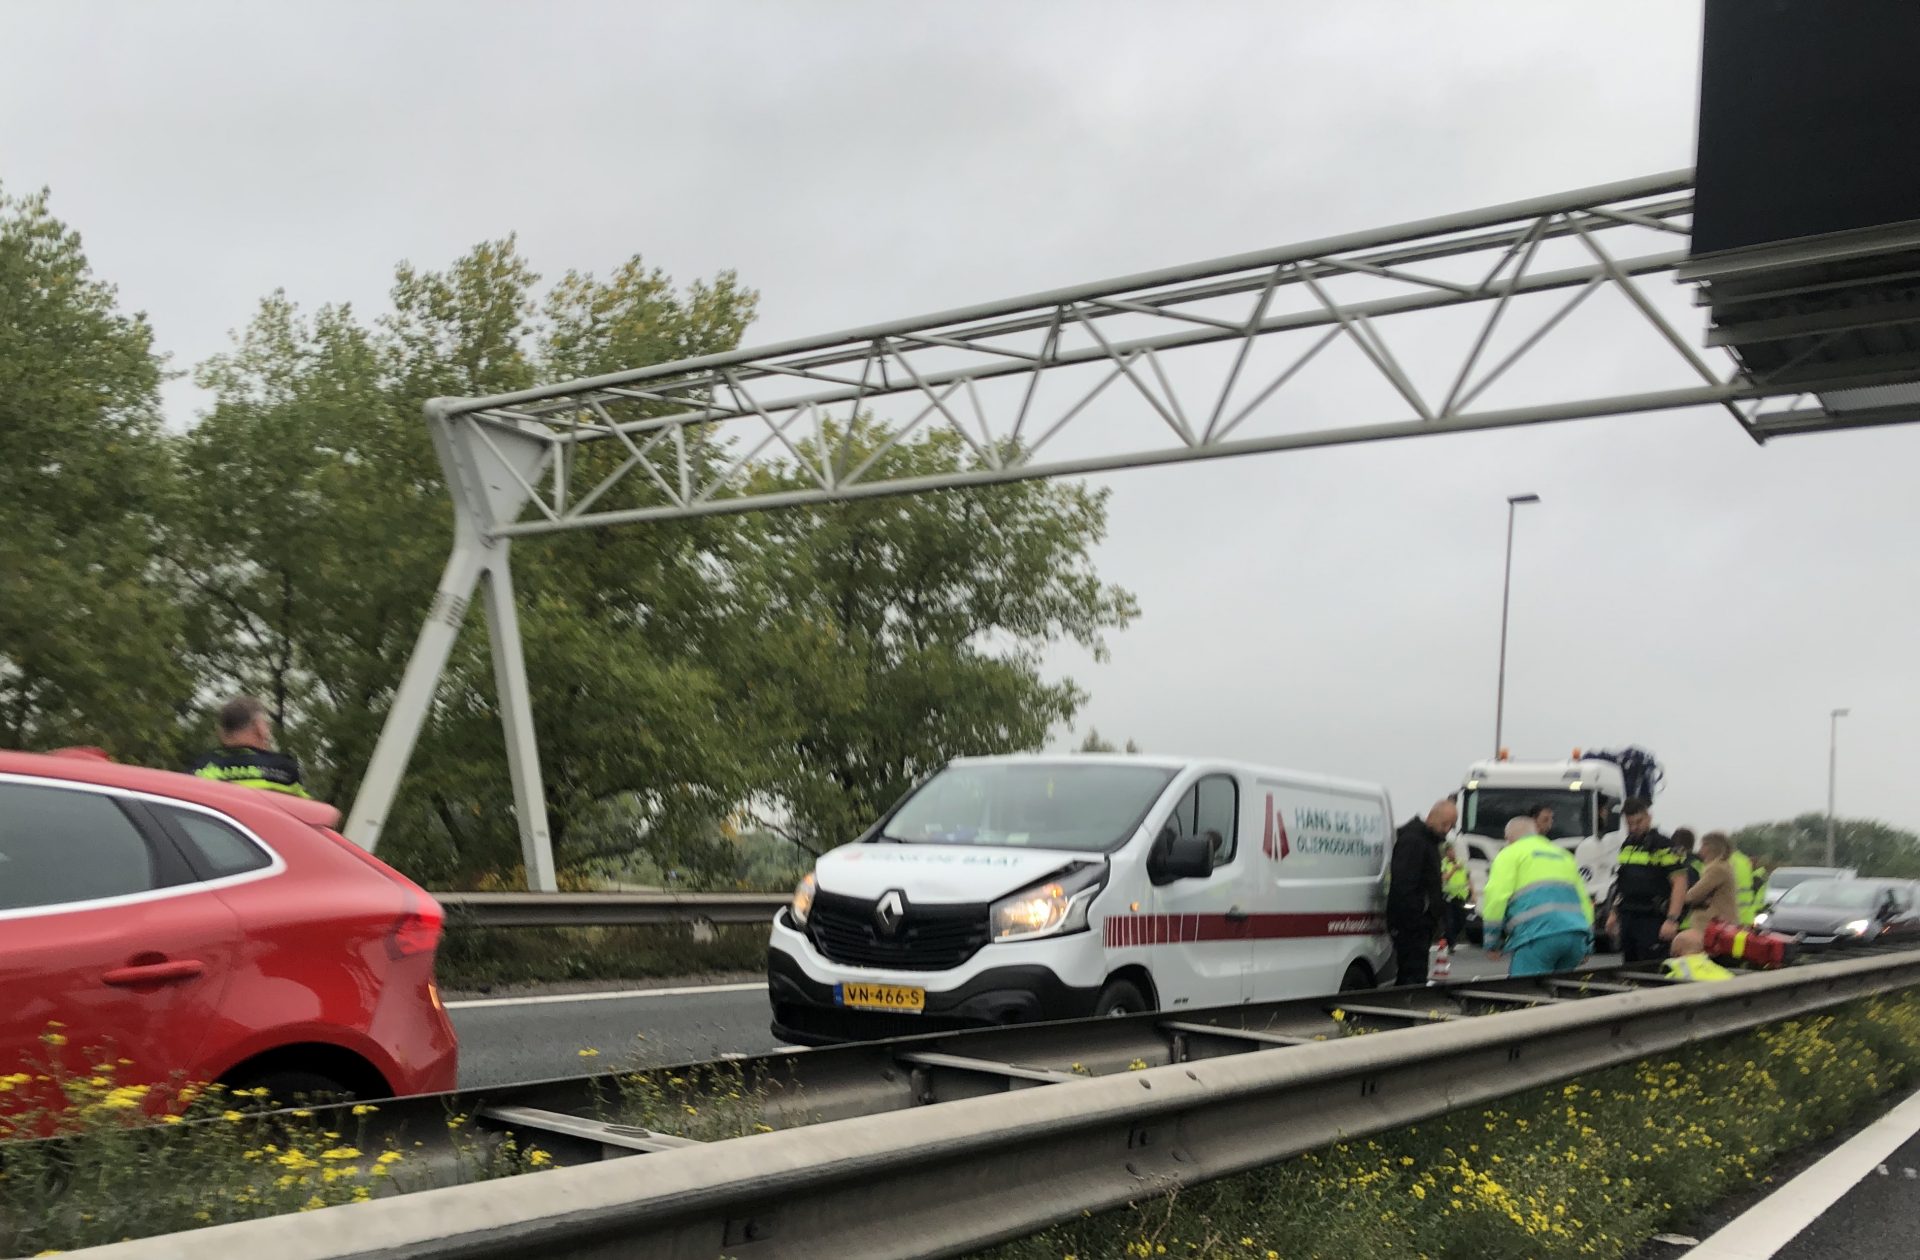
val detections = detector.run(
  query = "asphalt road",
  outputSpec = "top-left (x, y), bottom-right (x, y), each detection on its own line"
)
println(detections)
top-left (450, 983), bottom-right (782, 1088)
top-left (1772, 1132), bottom-right (1920, 1260)
top-left (447, 944), bottom-right (1614, 1089)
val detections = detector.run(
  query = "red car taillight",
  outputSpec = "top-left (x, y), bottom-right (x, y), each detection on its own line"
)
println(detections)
top-left (311, 826), bottom-right (447, 961)
top-left (389, 890), bottom-right (445, 960)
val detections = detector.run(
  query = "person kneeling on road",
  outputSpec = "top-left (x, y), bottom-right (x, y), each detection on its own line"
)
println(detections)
top-left (1662, 929), bottom-right (1735, 982)
top-left (1482, 814), bottom-right (1594, 977)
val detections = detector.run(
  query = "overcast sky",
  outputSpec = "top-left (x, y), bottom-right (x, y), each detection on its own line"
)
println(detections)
top-left (5, 1), bottom-right (1915, 836)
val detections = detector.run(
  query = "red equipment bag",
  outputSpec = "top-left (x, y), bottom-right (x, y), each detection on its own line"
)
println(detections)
top-left (1702, 919), bottom-right (1795, 969)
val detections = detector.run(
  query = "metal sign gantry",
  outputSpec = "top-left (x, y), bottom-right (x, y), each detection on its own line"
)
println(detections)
top-left (342, 168), bottom-right (1899, 887)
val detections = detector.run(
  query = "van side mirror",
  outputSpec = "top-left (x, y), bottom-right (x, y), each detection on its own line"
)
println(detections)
top-left (1149, 829), bottom-right (1214, 884)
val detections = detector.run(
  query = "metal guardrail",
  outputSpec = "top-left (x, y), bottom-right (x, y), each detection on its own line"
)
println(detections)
top-left (65, 946), bottom-right (1920, 1260)
top-left (435, 891), bottom-right (788, 928)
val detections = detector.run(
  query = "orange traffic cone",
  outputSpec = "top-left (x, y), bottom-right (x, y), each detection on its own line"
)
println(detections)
top-left (1431, 938), bottom-right (1453, 983)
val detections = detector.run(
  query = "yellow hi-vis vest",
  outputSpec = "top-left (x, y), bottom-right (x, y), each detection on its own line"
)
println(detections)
top-left (1663, 952), bottom-right (1734, 982)
top-left (1730, 850), bottom-right (1761, 925)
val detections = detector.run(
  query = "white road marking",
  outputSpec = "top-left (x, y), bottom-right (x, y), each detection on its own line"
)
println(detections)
top-left (1681, 1085), bottom-right (1920, 1260)
top-left (447, 981), bottom-right (768, 1010)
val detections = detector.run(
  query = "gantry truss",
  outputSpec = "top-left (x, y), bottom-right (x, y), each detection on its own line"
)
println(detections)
top-left (344, 169), bottom-right (1907, 885)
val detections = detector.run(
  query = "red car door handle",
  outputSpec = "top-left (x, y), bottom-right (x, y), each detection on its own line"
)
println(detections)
top-left (103, 959), bottom-right (206, 986)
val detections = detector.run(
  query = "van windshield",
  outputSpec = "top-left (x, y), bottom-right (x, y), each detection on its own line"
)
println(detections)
top-left (882, 763), bottom-right (1177, 852)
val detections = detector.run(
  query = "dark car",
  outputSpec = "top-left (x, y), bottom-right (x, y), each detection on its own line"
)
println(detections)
top-left (1755, 878), bottom-right (1920, 950)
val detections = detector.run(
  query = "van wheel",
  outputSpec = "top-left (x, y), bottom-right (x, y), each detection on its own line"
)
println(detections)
top-left (1339, 962), bottom-right (1374, 993)
top-left (1093, 979), bottom-right (1149, 1018)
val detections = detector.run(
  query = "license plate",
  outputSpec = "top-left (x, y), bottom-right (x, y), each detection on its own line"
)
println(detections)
top-left (835, 982), bottom-right (926, 1013)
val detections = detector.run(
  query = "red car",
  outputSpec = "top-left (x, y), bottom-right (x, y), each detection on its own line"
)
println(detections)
top-left (0, 750), bottom-right (457, 1112)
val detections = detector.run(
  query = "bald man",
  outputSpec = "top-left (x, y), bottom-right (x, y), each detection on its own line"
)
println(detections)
top-left (1387, 796), bottom-right (1459, 985)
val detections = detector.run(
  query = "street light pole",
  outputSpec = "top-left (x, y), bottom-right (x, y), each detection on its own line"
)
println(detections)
top-left (1493, 493), bottom-right (1541, 757)
top-left (1827, 707), bottom-right (1850, 866)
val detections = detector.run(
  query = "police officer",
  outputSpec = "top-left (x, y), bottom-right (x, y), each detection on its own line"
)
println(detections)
top-left (187, 695), bottom-right (311, 797)
top-left (1604, 797), bottom-right (1686, 963)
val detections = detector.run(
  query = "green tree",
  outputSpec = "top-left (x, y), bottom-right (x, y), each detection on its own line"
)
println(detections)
top-left (36, 190), bottom-right (1134, 889)
top-left (0, 187), bottom-right (189, 759)
top-left (1733, 815), bottom-right (1920, 880)
top-left (1078, 728), bottom-right (1142, 754)
top-left (178, 241), bottom-right (767, 886)
top-left (738, 420), bottom-right (1138, 854)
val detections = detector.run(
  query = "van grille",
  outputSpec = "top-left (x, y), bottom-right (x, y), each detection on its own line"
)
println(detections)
top-left (807, 890), bottom-right (990, 971)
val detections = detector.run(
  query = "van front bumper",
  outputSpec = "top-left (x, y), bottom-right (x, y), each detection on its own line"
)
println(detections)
top-left (766, 940), bottom-right (1103, 1045)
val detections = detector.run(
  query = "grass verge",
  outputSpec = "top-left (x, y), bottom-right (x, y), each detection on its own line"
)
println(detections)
top-left (0, 1036), bottom-right (782, 1254)
top-left (972, 991), bottom-right (1920, 1260)
top-left (0, 1052), bottom-right (543, 1254)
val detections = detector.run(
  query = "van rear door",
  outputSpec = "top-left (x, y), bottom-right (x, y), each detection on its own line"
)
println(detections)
top-left (1246, 780), bottom-right (1392, 999)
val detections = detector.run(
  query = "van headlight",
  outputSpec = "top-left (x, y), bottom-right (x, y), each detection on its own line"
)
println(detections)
top-left (1841, 918), bottom-right (1871, 936)
top-left (990, 865), bottom-right (1105, 942)
top-left (790, 872), bottom-right (817, 927)
top-left (1754, 911), bottom-right (1770, 929)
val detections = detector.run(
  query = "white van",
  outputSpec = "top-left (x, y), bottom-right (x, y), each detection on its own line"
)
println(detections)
top-left (766, 754), bottom-right (1395, 1044)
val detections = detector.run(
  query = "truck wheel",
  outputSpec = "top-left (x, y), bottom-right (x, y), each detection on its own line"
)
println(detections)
top-left (1339, 962), bottom-right (1374, 993)
top-left (1093, 979), bottom-right (1149, 1017)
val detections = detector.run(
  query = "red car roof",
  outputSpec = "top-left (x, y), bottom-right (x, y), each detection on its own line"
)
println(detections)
top-left (0, 750), bottom-right (343, 829)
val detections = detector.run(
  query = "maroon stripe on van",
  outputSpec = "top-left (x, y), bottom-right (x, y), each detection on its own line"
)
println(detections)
top-left (1103, 912), bottom-right (1385, 946)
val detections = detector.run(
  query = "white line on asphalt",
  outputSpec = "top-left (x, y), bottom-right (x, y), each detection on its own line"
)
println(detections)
top-left (446, 981), bottom-right (769, 1010)
top-left (1680, 1085), bottom-right (1920, 1260)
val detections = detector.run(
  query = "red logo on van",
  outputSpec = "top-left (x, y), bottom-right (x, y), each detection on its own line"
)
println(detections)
top-left (1262, 794), bottom-right (1290, 861)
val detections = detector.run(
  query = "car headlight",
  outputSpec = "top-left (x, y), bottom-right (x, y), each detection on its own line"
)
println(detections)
top-left (1754, 911), bottom-right (1770, 928)
top-left (990, 865), bottom-right (1106, 942)
top-left (1841, 918), bottom-right (1871, 936)
top-left (790, 872), bottom-right (817, 927)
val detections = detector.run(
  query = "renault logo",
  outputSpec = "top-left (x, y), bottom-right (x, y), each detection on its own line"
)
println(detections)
top-left (875, 890), bottom-right (906, 937)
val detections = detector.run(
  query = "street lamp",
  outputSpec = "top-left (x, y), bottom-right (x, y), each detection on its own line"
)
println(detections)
top-left (1493, 493), bottom-right (1541, 757)
top-left (1827, 707), bottom-right (1850, 866)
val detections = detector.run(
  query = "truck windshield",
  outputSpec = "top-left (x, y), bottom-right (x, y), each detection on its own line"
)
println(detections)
top-left (1460, 788), bottom-right (1594, 843)
top-left (882, 763), bottom-right (1177, 852)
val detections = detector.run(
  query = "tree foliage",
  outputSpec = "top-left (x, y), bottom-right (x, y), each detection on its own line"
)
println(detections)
top-left (4, 188), bottom-right (1136, 887)
top-left (0, 186), bottom-right (188, 760)
top-left (736, 420), bottom-right (1137, 854)
top-left (1733, 815), bottom-right (1920, 880)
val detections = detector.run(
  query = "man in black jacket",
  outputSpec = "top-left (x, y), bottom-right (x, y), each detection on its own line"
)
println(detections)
top-left (1387, 796), bottom-right (1459, 985)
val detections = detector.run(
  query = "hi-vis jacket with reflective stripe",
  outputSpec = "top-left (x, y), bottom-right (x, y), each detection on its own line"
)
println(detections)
top-left (1482, 833), bottom-right (1594, 952)
top-left (1730, 850), bottom-right (1761, 925)
top-left (187, 745), bottom-right (311, 798)
top-left (1663, 952), bottom-right (1734, 982)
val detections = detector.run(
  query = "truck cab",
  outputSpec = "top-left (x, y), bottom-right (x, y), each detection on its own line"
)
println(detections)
top-left (1454, 757), bottom-right (1628, 913)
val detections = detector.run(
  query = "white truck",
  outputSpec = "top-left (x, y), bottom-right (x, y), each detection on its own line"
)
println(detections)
top-left (1452, 748), bottom-right (1661, 944)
